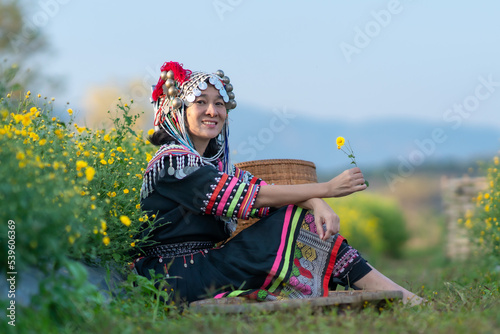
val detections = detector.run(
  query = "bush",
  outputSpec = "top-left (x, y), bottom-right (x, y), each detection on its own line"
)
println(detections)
top-left (323, 192), bottom-right (409, 259)
top-left (0, 92), bottom-right (161, 330)
top-left (466, 156), bottom-right (500, 262)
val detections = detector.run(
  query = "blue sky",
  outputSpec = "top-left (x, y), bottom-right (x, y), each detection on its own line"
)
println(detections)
top-left (30, 0), bottom-right (500, 131)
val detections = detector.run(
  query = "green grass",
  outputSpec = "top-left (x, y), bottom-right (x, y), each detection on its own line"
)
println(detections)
top-left (3, 252), bottom-right (499, 334)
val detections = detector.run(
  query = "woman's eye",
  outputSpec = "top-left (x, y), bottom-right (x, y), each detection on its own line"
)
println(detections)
top-left (196, 100), bottom-right (206, 104)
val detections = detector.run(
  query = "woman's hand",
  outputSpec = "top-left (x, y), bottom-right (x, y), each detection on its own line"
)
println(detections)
top-left (327, 167), bottom-right (367, 197)
top-left (297, 198), bottom-right (340, 241)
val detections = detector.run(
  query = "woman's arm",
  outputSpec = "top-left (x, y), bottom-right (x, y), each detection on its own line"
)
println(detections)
top-left (254, 167), bottom-right (367, 208)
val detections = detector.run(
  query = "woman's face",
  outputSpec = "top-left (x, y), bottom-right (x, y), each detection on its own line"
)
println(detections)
top-left (185, 84), bottom-right (227, 151)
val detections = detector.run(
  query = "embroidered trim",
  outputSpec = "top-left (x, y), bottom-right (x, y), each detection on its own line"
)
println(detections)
top-left (141, 144), bottom-right (203, 199)
top-left (143, 241), bottom-right (214, 258)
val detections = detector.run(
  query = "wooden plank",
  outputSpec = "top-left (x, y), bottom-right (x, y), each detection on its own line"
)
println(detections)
top-left (189, 290), bottom-right (403, 314)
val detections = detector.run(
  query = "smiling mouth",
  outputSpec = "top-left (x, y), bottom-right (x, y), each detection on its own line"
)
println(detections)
top-left (202, 120), bottom-right (218, 126)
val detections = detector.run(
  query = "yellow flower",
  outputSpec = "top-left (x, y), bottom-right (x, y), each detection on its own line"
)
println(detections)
top-left (103, 134), bottom-right (111, 142)
top-left (136, 204), bottom-right (141, 209)
top-left (69, 236), bottom-right (75, 245)
top-left (67, 108), bottom-right (73, 115)
top-left (30, 107), bottom-right (37, 113)
top-left (108, 157), bottom-right (114, 164)
top-left (120, 215), bottom-right (132, 227)
top-left (123, 189), bottom-right (129, 194)
top-left (147, 129), bottom-right (155, 136)
top-left (484, 193), bottom-right (490, 199)
top-left (336, 136), bottom-right (345, 148)
top-left (76, 160), bottom-right (88, 171)
top-left (494, 156), bottom-right (499, 165)
top-left (39, 138), bottom-right (47, 146)
top-left (485, 205), bottom-right (490, 212)
top-left (101, 221), bottom-right (107, 232)
top-left (100, 159), bottom-right (107, 165)
top-left (21, 115), bottom-right (32, 127)
top-left (16, 152), bottom-right (25, 160)
top-left (130, 242), bottom-right (136, 247)
top-left (85, 166), bottom-right (96, 181)
top-left (103, 236), bottom-right (110, 246)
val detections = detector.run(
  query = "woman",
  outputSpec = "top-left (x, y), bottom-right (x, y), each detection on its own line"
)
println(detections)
top-left (133, 61), bottom-right (423, 305)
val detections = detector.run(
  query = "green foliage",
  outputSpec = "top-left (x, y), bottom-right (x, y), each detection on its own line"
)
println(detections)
top-left (467, 156), bottom-right (500, 263)
top-left (324, 193), bottom-right (409, 259)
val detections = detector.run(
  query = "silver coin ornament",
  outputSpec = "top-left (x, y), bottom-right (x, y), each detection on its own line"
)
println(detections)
top-left (167, 166), bottom-right (175, 175)
top-left (225, 83), bottom-right (233, 92)
top-left (215, 70), bottom-right (224, 78)
top-left (186, 94), bottom-right (196, 103)
top-left (183, 166), bottom-right (196, 175)
top-left (159, 169), bottom-right (166, 177)
top-left (209, 76), bottom-right (217, 85)
top-left (175, 169), bottom-right (186, 179)
top-left (160, 71), bottom-right (168, 80)
top-left (198, 81), bottom-right (208, 90)
top-left (227, 91), bottom-right (235, 100)
top-left (222, 76), bottom-right (230, 84)
top-left (193, 88), bottom-right (201, 97)
top-left (227, 100), bottom-right (237, 109)
top-left (166, 70), bottom-right (175, 79)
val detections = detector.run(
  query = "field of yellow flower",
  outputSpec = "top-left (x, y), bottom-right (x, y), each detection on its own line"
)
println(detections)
top-left (0, 93), bottom-right (157, 276)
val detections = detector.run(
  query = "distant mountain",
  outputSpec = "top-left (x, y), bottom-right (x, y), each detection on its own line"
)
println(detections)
top-left (228, 103), bottom-right (500, 177)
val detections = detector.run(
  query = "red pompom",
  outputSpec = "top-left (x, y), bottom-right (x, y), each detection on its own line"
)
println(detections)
top-left (152, 61), bottom-right (192, 101)
top-left (161, 61), bottom-right (192, 84)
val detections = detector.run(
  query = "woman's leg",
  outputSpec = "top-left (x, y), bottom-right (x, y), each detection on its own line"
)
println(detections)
top-left (352, 264), bottom-right (424, 306)
top-left (331, 240), bottom-right (424, 306)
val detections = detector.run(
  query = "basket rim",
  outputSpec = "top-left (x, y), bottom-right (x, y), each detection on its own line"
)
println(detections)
top-left (234, 159), bottom-right (316, 169)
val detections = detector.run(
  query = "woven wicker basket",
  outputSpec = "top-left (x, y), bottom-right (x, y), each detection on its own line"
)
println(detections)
top-left (230, 159), bottom-right (317, 238)
top-left (234, 159), bottom-right (318, 185)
